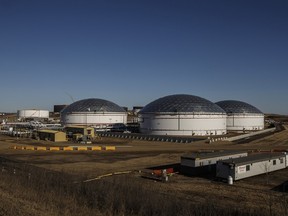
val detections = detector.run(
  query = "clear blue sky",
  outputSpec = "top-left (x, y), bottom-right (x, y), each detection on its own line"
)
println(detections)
top-left (0, 0), bottom-right (287, 114)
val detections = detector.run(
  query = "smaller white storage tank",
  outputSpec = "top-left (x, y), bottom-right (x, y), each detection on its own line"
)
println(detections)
top-left (215, 100), bottom-right (264, 132)
top-left (17, 109), bottom-right (49, 120)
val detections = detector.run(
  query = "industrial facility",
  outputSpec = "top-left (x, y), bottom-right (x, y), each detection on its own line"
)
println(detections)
top-left (215, 100), bottom-right (264, 132)
top-left (139, 94), bottom-right (227, 136)
top-left (0, 95), bottom-right (272, 142)
top-left (17, 109), bottom-right (49, 121)
top-left (60, 98), bottom-right (127, 129)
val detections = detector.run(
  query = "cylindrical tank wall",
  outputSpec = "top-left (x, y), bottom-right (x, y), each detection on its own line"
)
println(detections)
top-left (61, 112), bottom-right (127, 126)
top-left (226, 115), bottom-right (264, 131)
top-left (139, 113), bottom-right (227, 136)
top-left (17, 110), bottom-right (49, 119)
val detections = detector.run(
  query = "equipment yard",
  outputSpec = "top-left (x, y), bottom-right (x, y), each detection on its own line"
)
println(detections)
top-left (1, 125), bottom-right (288, 215)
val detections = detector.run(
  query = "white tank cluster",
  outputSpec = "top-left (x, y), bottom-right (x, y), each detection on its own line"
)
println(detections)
top-left (139, 94), bottom-right (227, 136)
top-left (60, 98), bottom-right (127, 128)
top-left (215, 100), bottom-right (264, 132)
top-left (17, 109), bottom-right (49, 120)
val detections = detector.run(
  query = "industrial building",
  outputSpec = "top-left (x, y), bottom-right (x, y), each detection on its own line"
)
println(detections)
top-left (181, 151), bottom-right (248, 175)
top-left (53, 105), bottom-right (67, 113)
top-left (38, 130), bottom-right (67, 142)
top-left (215, 100), bottom-right (264, 132)
top-left (60, 98), bottom-right (127, 128)
top-left (17, 109), bottom-right (49, 121)
top-left (216, 153), bottom-right (287, 181)
top-left (65, 126), bottom-right (95, 139)
top-left (139, 94), bottom-right (227, 136)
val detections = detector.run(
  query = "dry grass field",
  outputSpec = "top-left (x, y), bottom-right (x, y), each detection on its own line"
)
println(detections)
top-left (1, 123), bottom-right (288, 215)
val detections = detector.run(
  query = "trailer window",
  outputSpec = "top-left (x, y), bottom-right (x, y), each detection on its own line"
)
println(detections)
top-left (273, 160), bottom-right (276, 165)
top-left (246, 165), bottom-right (250, 171)
top-left (280, 158), bottom-right (284, 164)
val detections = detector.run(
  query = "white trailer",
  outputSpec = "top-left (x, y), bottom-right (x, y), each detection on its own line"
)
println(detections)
top-left (181, 151), bottom-right (248, 175)
top-left (181, 151), bottom-right (248, 168)
top-left (216, 153), bottom-right (287, 181)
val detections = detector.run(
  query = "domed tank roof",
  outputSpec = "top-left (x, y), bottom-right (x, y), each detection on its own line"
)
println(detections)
top-left (140, 94), bottom-right (225, 114)
top-left (61, 98), bottom-right (126, 114)
top-left (215, 100), bottom-right (263, 114)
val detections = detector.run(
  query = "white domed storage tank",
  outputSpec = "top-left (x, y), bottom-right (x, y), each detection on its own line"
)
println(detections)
top-left (60, 98), bottom-right (127, 127)
top-left (139, 94), bottom-right (227, 136)
top-left (17, 109), bottom-right (49, 120)
top-left (215, 100), bottom-right (264, 132)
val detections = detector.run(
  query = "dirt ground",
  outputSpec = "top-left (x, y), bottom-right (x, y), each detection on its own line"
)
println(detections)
top-left (1, 127), bottom-right (288, 176)
top-left (1, 125), bottom-right (288, 214)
